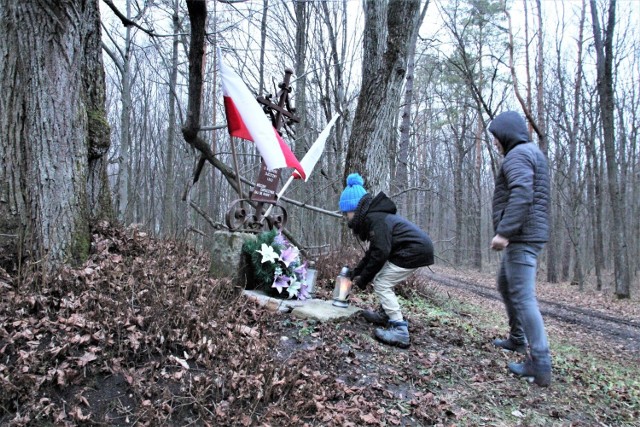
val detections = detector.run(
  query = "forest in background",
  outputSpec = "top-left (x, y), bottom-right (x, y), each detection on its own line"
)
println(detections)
top-left (1, 0), bottom-right (638, 298)
top-left (1, 2), bottom-right (639, 423)
top-left (98, 0), bottom-right (639, 297)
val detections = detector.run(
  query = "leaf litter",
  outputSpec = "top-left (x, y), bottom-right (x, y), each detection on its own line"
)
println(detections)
top-left (0, 222), bottom-right (638, 426)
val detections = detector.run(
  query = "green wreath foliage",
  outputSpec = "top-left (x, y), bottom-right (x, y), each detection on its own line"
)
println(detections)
top-left (242, 229), bottom-right (278, 289)
top-left (241, 230), bottom-right (311, 299)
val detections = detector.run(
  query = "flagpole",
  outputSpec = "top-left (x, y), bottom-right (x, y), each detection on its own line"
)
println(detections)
top-left (260, 113), bottom-right (340, 225)
top-left (261, 175), bottom-right (294, 221)
top-left (229, 136), bottom-right (244, 199)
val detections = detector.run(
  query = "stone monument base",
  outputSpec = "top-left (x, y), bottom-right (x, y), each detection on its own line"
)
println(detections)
top-left (209, 230), bottom-right (256, 288)
top-left (243, 289), bottom-right (361, 322)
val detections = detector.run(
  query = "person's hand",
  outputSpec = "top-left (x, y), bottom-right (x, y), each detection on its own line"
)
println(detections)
top-left (491, 234), bottom-right (509, 251)
top-left (352, 277), bottom-right (367, 290)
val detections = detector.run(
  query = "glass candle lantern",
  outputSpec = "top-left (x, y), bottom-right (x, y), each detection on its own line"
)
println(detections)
top-left (332, 266), bottom-right (352, 308)
top-left (305, 267), bottom-right (317, 298)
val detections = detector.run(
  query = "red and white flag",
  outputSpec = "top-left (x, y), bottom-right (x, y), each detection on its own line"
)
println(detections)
top-left (293, 114), bottom-right (340, 181)
top-left (219, 52), bottom-right (305, 179)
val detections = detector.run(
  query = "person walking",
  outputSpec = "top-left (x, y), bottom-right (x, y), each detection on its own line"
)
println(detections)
top-left (489, 111), bottom-right (552, 387)
top-left (339, 173), bottom-right (434, 348)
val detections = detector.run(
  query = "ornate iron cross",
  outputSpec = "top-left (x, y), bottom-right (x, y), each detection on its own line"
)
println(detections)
top-left (225, 68), bottom-right (299, 232)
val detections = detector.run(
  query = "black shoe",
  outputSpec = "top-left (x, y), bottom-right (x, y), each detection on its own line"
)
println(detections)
top-left (374, 320), bottom-right (410, 348)
top-left (362, 306), bottom-right (390, 326)
top-left (508, 358), bottom-right (551, 387)
top-left (493, 337), bottom-right (527, 354)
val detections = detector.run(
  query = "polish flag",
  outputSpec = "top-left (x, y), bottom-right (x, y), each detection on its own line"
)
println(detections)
top-left (293, 114), bottom-right (340, 181)
top-left (219, 53), bottom-right (305, 179)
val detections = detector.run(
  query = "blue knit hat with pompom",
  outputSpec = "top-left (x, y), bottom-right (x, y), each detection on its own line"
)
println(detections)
top-left (339, 173), bottom-right (368, 212)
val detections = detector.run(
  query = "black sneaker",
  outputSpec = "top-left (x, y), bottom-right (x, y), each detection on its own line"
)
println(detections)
top-left (493, 337), bottom-right (527, 354)
top-left (508, 358), bottom-right (551, 387)
top-left (361, 306), bottom-right (389, 326)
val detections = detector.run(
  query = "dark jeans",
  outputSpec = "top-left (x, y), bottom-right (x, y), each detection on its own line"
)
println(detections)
top-left (497, 242), bottom-right (550, 366)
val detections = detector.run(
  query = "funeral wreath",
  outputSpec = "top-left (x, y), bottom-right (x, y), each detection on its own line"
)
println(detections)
top-left (242, 230), bottom-right (310, 300)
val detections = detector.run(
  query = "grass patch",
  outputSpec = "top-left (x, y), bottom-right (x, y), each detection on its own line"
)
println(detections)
top-left (400, 285), bottom-right (640, 426)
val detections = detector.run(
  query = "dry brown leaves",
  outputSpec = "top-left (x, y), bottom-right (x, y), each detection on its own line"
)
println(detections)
top-left (0, 223), bottom-right (449, 426)
top-left (1, 225), bottom-right (638, 426)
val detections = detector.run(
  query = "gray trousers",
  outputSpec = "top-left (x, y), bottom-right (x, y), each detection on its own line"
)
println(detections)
top-left (497, 242), bottom-right (551, 366)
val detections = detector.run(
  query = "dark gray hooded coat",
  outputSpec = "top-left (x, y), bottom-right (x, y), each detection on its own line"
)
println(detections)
top-left (489, 111), bottom-right (550, 243)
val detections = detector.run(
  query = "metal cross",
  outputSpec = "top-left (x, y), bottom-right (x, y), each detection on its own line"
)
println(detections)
top-left (225, 68), bottom-right (299, 232)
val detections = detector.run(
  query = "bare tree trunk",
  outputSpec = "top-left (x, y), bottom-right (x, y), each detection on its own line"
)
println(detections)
top-left (259, 0), bottom-right (268, 95)
top-left (569, 0), bottom-right (587, 289)
top-left (473, 120), bottom-right (483, 269)
top-left (586, 123), bottom-right (604, 290)
top-left (162, 0), bottom-right (180, 237)
top-left (345, 0), bottom-right (422, 193)
top-left (85, 3), bottom-right (113, 226)
top-left (590, 0), bottom-right (631, 298)
top-left (395, 2), bottom-right (429, 209)
top-left (294, 0), bottom-right (308, 159)
top-left (535, 0), bottom-right (547, 154)
top-left (0, 0), bottom-right (112, 272)
top-left (561, 237), bottom-right (572, 282)
top-left (628, 100), bottom-right (640, 279)
top-left (615, 89), bottom-right (638, 280)
top-left (583, 89), bottom-right (606, 290)
top-left (317, 0), bottom-right (350, 245)
top-left (394, 35), bottom-right (416, 211)
top-left (116, 0), bottom-right (133, 224)
top-left (319, 0), bottom-right (348, 167)
top-left (452, 114), bottom-right (469, 266)
top-left (207, 1), bottom-right (220, 244)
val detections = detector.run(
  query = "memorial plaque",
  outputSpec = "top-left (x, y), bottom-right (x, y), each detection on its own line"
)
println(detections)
top-left (250, 160), bottom-right (280, 203)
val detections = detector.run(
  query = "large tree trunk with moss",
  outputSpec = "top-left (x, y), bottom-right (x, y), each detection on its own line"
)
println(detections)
top-left (0, 0), bottom-right (113, 273)
top-left (344, 0), bottom-right (423, 193)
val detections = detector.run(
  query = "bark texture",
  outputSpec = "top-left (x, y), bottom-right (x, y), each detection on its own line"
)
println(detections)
top-left (345, 0), bottom-right (422, 194)
top-left (0, 0), bottom-right (112, 271)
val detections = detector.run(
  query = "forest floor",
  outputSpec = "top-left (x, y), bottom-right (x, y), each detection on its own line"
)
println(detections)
top-left (1, 222), bottom-right (639, 426)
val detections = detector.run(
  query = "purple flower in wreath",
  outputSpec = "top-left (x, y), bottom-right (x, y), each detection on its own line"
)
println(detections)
top-left (280, 246), bottom-right (300, 268)
top-left (274, 231), bottom-right (287, 247)
top-left (272, 274), bottom-right (291, 294)
top-left (294, 262), bottom-right (307, 279)
top-left (297, 283), bottom-right (310, 300)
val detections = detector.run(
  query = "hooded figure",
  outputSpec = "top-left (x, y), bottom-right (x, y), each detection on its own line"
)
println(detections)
top-left (489, 111), bottom-right (550, 242)
top-left (488, 111), bottom-right (552, 387)
top-left (339, 173), bottom-right (434, 348)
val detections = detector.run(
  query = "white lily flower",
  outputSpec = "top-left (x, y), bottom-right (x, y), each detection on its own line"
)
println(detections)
top-left (257, 243), bottom-right (280, 264)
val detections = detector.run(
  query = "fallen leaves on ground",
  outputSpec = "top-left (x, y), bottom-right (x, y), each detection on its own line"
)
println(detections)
top-left (1, 223), bottom-right (638, 426)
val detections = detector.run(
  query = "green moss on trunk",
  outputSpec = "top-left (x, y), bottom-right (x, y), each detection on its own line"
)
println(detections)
top-left (87, 109), bottom-right (110, 159)
top-left (69, 222), bottom-right (91, 266)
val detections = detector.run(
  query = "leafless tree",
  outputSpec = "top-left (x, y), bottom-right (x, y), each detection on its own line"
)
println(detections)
top-left (590, 0), bottom-right (631, 298)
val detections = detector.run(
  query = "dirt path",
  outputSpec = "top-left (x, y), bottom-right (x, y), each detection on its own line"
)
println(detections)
top-left (420, 269), bottom-right (640, 356)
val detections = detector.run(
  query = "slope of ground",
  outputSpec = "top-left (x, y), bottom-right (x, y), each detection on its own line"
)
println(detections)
top-left (1, 223), bottom-right (638, 426)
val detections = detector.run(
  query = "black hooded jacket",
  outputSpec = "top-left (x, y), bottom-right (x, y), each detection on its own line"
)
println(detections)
top-left (349, 192), bottom-right (434, 287)
top-left (489, 111), bottom-right (550, 243)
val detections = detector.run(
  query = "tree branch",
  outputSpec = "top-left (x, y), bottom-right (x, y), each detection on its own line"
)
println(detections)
top-left (101, 0), bottom-right (157, 37)
top-left (505, 9), bottom-right (545, 144)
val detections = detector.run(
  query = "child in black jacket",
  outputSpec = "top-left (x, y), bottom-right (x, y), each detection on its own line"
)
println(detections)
top-left (340, 173), bottom-right (434, 348)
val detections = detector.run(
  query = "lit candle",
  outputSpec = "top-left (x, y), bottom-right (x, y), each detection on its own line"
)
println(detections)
top-left (332, 267), bottom-right (352, 307)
